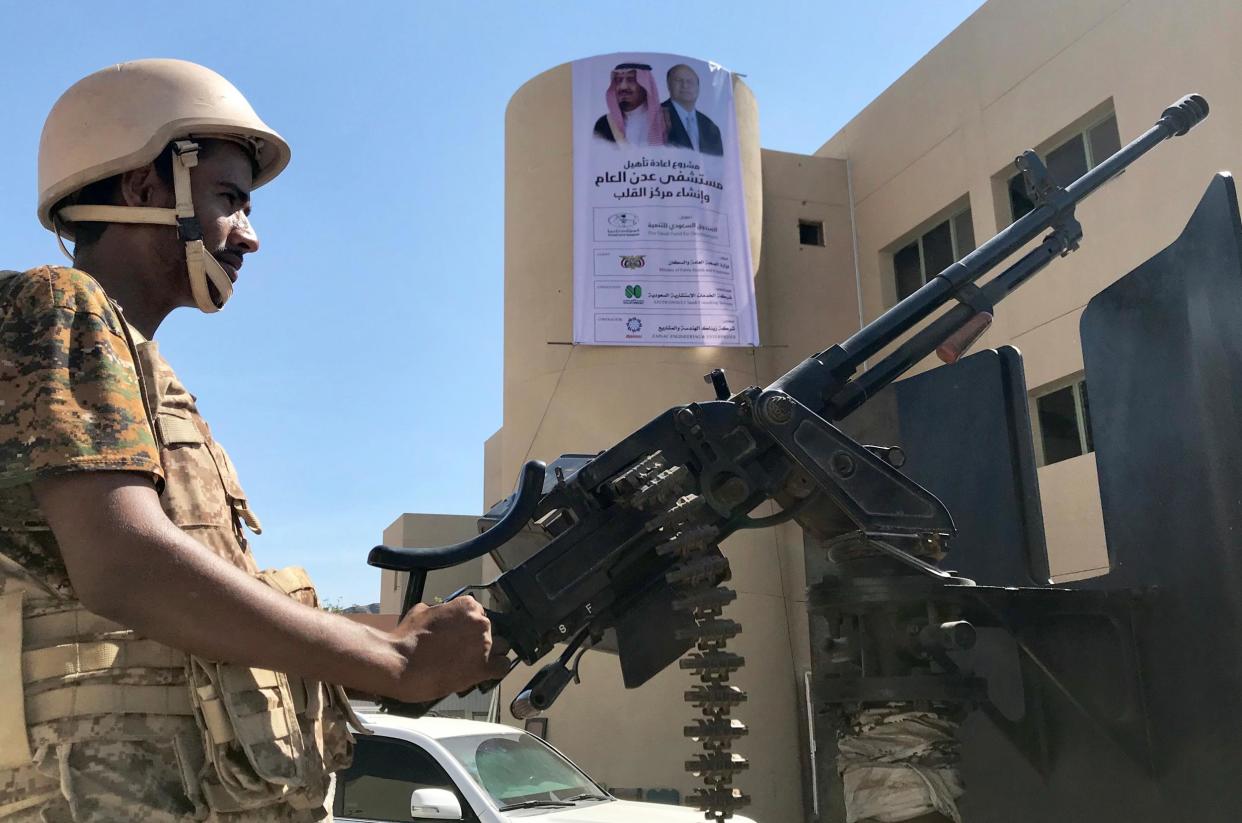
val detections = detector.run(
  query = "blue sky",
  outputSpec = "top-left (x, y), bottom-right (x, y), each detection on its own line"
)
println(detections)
top-left (0, 0), bottom-right (986, 607)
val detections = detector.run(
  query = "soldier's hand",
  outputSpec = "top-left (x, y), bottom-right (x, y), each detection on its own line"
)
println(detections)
top-left (388, 598), bottom-right (511, 702)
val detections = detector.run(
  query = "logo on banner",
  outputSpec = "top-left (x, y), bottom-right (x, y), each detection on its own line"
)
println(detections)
top-left (626, 317), bottom-right (643, 334)
top-left (624, 284), bottom-right (644, 304)
top-left (619, 255), bottom-right (646, 269)
top-left (609, 212), bottom-right (639, 228)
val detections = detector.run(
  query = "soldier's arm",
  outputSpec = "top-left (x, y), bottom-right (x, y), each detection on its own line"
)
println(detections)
top-left (33, 470), bottom-right (509, 702)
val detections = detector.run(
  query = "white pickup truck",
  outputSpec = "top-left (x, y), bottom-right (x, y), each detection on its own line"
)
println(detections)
top-left (333, 708), bottom-right (758, 823)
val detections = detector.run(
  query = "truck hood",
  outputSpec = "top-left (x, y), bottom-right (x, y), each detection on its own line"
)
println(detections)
top-left (506, 799), bottom-right (757, 822)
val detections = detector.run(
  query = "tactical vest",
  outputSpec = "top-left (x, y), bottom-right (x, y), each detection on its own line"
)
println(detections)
top-left (0, 269), bottom-right (360, 816)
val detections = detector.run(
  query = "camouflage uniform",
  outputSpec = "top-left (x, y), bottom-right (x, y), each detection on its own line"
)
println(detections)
top-left (0, 267), bottom-right (353, 822)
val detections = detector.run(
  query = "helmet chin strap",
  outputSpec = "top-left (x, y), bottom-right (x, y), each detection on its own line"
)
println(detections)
top-left (56, 139), bottom-right (232, 314)
top-left (169, 142), bottom-right (232, 313)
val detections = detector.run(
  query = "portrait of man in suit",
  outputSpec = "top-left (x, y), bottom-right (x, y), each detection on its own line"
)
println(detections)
top-left (662, 64), bottom-right (724, 156)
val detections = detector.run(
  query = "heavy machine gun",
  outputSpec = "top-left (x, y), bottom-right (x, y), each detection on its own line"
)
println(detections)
top-left (369, 94), bottom-right (1209, 820)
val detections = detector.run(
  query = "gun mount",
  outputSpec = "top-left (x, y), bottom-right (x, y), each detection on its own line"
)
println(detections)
top-left (368, 95), bottom-right (1209, 821)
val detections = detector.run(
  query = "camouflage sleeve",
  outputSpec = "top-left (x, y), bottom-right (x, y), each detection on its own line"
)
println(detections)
top-left (0, 266), bottom-right (163, 488)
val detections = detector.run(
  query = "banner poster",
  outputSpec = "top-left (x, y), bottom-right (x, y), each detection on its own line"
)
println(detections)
top-left (572, 53), bottom-right (759, 347)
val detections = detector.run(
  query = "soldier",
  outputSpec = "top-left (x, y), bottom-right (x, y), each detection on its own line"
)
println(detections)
top-left (0, 59), bottom-right (508, 821)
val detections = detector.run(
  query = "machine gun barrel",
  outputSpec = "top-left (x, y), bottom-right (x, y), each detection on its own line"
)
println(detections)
top-left (769, 94), bottom-right (1209, 416)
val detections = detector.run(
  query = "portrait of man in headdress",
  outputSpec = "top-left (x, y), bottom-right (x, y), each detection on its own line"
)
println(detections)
top-left (593, 62), bottom-right (668, 147)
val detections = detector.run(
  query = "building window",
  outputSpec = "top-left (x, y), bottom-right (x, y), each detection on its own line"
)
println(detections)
top-left (893, 208), bottom-right (975, 301)
top-left (1008, 113), bottom-right (1121, 220)
top-left (799, 220), bottom-right (825, 246)
top-left (1033, 377), bottom-right (1093, 467)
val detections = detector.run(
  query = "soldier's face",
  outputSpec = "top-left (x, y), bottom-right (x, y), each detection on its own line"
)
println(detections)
top-left (190, 142), bottom-right (260, 291)
top-left (669, 66), bottom-right (700, 109)
top-left (613, 70), bottom-right (646, 112)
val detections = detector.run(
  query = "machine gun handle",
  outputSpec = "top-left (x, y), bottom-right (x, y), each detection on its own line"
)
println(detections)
top-left (367, 460), bottom-right (547, 597)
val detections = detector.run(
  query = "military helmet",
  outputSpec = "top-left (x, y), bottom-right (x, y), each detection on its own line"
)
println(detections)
top-left (37, 59), bottom-right (290, 312)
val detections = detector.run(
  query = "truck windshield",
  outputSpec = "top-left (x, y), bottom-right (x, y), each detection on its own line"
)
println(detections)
top-left (437, 731), bottom-right (606, 807)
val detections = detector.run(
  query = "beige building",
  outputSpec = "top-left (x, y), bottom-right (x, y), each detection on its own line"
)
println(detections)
top-left (379, 0), bottom-right (1242, 819)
